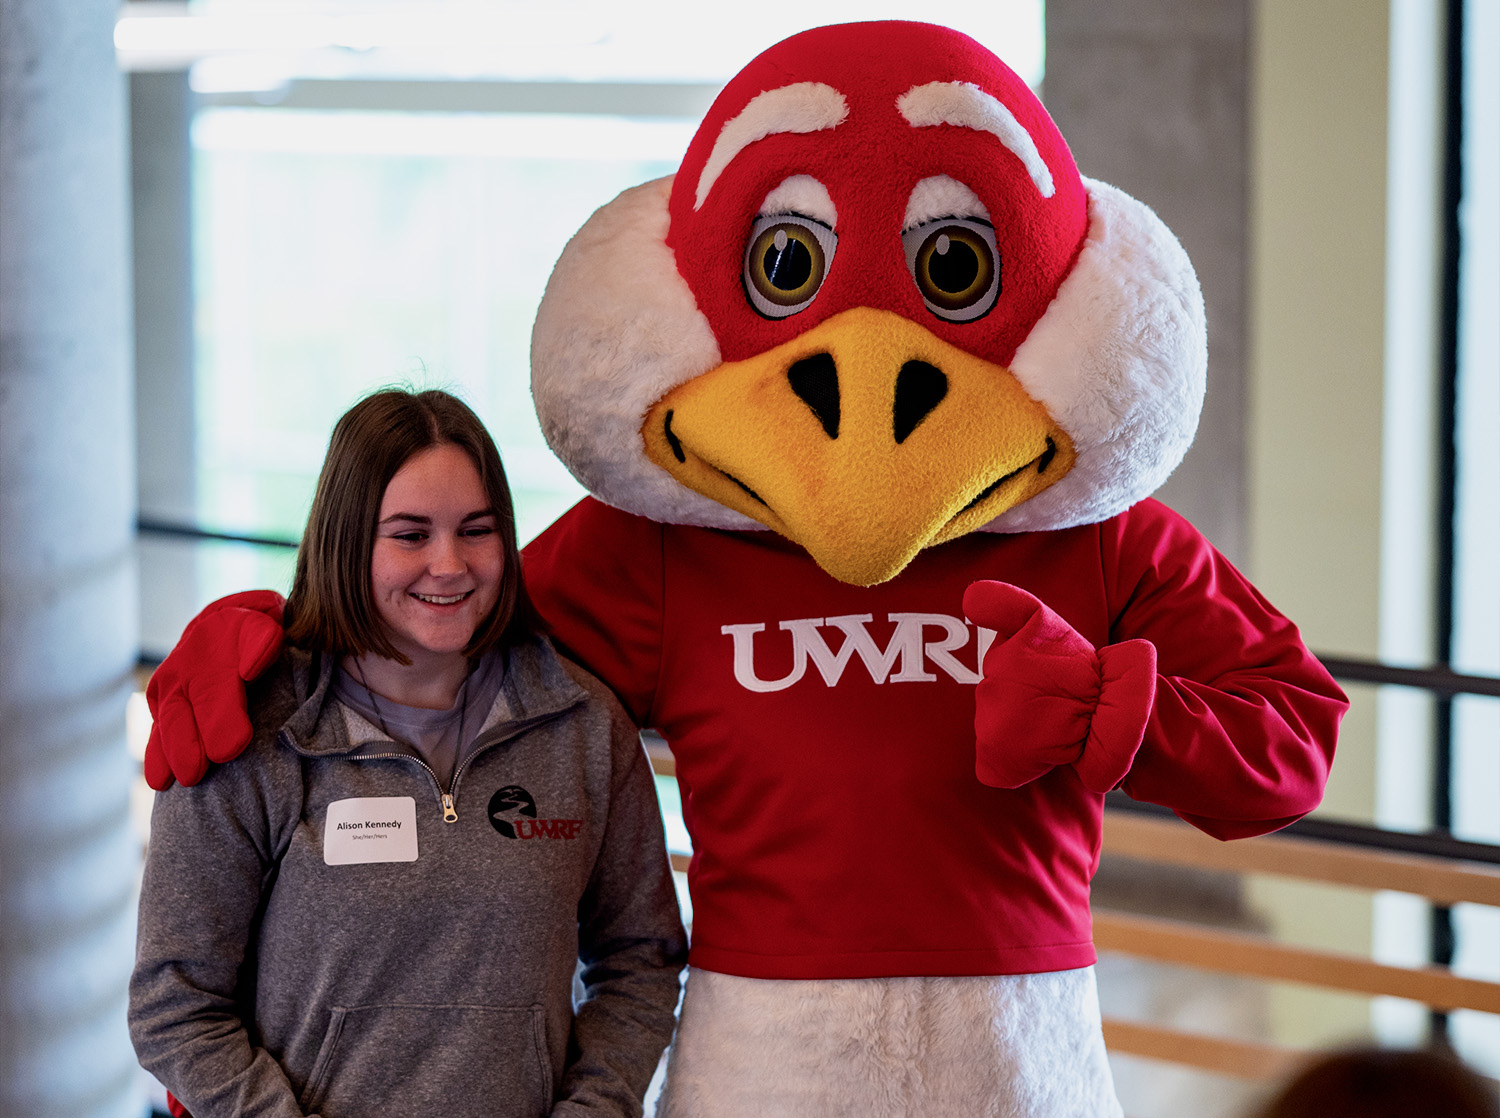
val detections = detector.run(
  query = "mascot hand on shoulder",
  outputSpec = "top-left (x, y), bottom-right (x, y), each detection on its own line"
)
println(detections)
top-left (147, 22), bottom-right (1346, 1117)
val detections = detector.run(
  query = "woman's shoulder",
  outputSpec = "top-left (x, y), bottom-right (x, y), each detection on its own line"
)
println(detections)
top-left (533, 638), bottom-right (624, 708)
top-left (500, 635), bottom-right (635, 734)
top-left (546, 646), bottom-right (645, 769)
top-left (244, 646), bottom-right (330, 752)
top-left (151, 649), bottom-right (313, 809)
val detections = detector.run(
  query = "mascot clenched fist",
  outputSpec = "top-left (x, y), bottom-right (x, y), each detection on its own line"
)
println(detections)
top-left (145, 22), bottom-right (1345, 1117)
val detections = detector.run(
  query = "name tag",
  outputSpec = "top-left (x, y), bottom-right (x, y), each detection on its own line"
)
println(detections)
top-left (324, 797), bottom-right (419, 865)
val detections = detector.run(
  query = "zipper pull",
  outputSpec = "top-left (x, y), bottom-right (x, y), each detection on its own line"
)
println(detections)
top-left (441, 794), bottom-right (458, 824)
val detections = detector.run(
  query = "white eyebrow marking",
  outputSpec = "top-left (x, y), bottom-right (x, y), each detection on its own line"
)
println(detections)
top-left (694, 82), bottom-right (849, 211)
top-left (897, 81), bottom-right (1055, 199)
top-left (903, 175), bottom-right (989, 230)
top-left (759, 174), bottom-right (838, 226)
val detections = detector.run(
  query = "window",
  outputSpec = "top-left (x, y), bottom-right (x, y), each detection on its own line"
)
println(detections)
top-left (122, 0), bottom-right (1045, 657)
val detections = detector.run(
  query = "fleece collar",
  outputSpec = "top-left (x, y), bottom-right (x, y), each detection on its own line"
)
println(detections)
top-left (274, 639), bottom-right (588, 759)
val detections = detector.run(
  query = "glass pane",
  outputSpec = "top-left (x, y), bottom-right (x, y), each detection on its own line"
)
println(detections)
top-left (164, 0), bottom-right (1044, 88)
top-left (192, 108), bottom-right (694, 547)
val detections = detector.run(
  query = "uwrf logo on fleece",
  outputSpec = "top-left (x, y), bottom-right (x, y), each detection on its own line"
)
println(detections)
top-left (487, 784), bottom-right (583, 840)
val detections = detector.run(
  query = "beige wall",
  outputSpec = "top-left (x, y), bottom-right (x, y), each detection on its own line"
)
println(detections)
top-left (1249, 0), bottom-right (1389, 673)
top-left (1247, 0), bottom-right (1393, 1047)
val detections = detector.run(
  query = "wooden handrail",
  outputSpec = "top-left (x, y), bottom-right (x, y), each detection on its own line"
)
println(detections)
top-left (1100, 1018), bottom-right (1305, 1081)
top-left (1102, 810), bottom-right (1500, 907)
top-left (1093, 910), bottom-right (1500, 1013)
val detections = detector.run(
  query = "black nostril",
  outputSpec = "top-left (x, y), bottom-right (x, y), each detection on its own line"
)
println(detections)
top-left (788, 353), bottom-right (841, 439)
top-left (893, 361), bottom-right (948, 443)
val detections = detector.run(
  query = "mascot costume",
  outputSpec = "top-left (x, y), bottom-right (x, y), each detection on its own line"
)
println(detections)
top-left (144, 21), bottom-right (1346, 1118)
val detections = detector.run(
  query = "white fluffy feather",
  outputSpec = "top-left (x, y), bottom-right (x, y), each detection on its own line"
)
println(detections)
top-left (656, 967), bottom-right (1122, 1118)
top-left (986, 178), bottom-right (1207, 534)
top-left (530, 176), bottom-right (761, 531)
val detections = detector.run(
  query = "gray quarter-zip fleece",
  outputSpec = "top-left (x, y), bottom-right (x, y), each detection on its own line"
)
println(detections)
top-left (130, 636), bottom-right (687, 1118)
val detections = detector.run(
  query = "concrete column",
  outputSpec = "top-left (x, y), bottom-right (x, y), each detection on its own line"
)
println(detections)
top-left (0, 1), bottom-right (144, 1116)
top-left (1044, 8), bottom-right (1262, 1116)
top-left (1045, 0), bottom-right (1251, 565)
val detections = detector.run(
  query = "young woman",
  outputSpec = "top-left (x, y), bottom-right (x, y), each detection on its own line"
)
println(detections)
top-left (130, 389), bottom-right (687, 1118)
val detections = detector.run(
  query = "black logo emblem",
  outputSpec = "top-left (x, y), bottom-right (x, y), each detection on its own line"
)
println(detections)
top-left (488, 785), bottom-right (536, 838)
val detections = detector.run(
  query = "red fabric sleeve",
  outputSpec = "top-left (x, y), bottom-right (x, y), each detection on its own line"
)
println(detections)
top-left (521, 498), bottom-right (666, 728)
top-left (1105, 501), bottom-right (1348, 839)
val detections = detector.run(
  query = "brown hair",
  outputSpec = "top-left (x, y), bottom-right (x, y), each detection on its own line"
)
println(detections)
top-left (1255, 1045), bottom-right (1497, 1118)
top-left (283, 388), bottom-right (537, 662)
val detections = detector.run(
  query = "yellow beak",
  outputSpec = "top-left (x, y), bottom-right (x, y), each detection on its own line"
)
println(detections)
top-left (642, 307), bottom-right (1075, 586)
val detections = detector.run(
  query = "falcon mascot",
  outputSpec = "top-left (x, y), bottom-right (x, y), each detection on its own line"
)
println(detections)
top-left (144, 22), bottom-right (1346, 1117)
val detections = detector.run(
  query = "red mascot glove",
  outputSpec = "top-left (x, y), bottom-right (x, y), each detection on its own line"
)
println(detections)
top-left (962, 580), bottom-right (1157, 793)
top-left (143, 590), bottom-right (287, 790)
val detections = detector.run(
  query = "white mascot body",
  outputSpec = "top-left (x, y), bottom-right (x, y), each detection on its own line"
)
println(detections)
top-left (519, 19), bottom-right (1345, 1118)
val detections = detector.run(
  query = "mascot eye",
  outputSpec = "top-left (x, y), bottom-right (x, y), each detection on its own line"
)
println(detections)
top-left (901, 219), bottom-right (1000, 322)
top-left (743, 215), bottom-right (837, 319)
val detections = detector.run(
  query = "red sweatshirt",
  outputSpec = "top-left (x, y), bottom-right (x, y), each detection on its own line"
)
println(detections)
top-left (522, 497), bottom-right (1344, 980)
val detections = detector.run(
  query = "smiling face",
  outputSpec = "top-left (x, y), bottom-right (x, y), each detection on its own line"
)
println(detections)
top-left (369, 443), bottom-right (503, 673)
